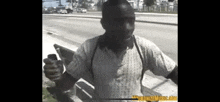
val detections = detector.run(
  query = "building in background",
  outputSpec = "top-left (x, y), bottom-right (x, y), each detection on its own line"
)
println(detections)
top-left (127, 0), bottom-right (144, 10)
top-left (90, 0), bottom-right (144, 11)
top-left (173, 0), bottom-right (178, 12)
top-left (43, 0), bottom-right (177, 13)
top-left (142, 0), bottom-right (177, 12)
top-left (158, 0), bottom-right (178, 12)
top-left (42, 0), bottom-right (69, 8)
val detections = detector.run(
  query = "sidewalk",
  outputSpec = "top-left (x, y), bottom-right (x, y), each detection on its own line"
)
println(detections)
top-left (86, 11), bottom-right (177, 16)
top-left (134, 12), bottom-right (177, 16)
top-left (42, 30), bottom-right (83, 102)
top-left (42, 29), bottom-right (78, 61)
top-left (42, 29), bottom-right (78, 83)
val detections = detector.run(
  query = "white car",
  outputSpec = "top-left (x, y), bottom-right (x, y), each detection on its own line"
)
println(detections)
top-left (77, 8), bottom-right (87, 13)
top-left (58, 9), bottom-right (67, 14)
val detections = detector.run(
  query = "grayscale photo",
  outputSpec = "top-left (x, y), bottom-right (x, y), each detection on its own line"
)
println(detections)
top-left (42, 0), bottom-right (178, 102)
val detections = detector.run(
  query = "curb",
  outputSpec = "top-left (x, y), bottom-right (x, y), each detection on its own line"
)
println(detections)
top-left (43, 29), bottom-right (82, 47)
top-left (84, 12), bottom-right (177, 16)
top-left (43, 14), bottom-right (177, 26)
top-left (135, 20), bottom-right (177, 26)
top-left (134, 12), bottom-right (177, 16)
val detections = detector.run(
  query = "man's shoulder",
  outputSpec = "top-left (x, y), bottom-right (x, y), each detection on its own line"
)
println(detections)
top-left (134, 35), bottom-right (156, 48)
top-left (81, 35), bottom-right (101, 54)
top-left (134, 35), bottom-right (163, 57)
top-left (84, 35), bottom-right (100, 45)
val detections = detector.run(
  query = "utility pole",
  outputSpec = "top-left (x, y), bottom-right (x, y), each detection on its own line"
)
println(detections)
top-left (58, 0), bottom-right (62, 6)
top-left (71, 0), bottom-right (73, 8)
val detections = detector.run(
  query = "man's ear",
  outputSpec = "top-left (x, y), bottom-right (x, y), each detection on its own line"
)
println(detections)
top-left (100, 18), bottom-right (106, 30)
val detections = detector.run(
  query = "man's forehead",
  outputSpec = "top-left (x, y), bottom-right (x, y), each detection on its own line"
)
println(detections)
top-left (102, 3), bottom-right (135, 19)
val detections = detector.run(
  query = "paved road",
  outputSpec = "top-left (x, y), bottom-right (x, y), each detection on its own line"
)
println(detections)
top-left (43, 14), bottom-right (178, 63)
top-left (45, 12), bottom-right (177, 25)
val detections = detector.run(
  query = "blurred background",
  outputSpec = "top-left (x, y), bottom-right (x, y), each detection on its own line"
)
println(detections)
top-left (42, 0), bottom-right (178, 14)
top-left (42, 0), bottom-right (178, 101)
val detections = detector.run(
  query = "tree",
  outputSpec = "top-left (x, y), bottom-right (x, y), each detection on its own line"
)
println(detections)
top-left (66, 0), bottom-right (77, 3)
top-left (144, 0), bottom-right (156, 6)
top-left (144, 0), bottom-right (156, 11)
top-left (96, 0), bottom-right (104, 11)
top-left (81, 0), bottom-right (88, 8)
top-left (88, 0), bottom-right (94, 3)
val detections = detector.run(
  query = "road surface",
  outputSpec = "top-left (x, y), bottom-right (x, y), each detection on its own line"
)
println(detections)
top-left (44, 12), bottom-right (177, 25)
top-left (43, 14), bottom-right (177, 63)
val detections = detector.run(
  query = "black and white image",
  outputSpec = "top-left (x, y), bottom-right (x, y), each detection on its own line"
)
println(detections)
top-left (42, 0), bottom-right (178, 102)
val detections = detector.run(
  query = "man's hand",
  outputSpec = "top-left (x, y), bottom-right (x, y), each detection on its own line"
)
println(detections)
top-left (43, 58), bottom-right (64, 82)
top-left (43, 54), bottom-right (78, 91)
top-left (166, 66), bottom-right (178, 85)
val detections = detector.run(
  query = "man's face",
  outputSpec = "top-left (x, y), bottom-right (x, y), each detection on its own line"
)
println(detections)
top-left (102, 4), bottom-right (135, 42)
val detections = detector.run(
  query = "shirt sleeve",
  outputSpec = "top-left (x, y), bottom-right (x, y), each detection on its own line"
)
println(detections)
top-left (65, 36), bottom-right (99, 80)
top-left (65, 42), bottom-right (89, 80)
top-left (147, 41), bottom-right (177, 77)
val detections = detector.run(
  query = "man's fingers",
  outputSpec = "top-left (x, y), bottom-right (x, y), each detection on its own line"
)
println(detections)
top-left (44, 63), bottom-right (58, 69)
top-left (45, 73), bottom-right (62, 81)
top-left (43, 57), bottom-right (63, 82)
top-left (43, 58), bottom-right (54, 64)
top-left (51, 77), bottom-right (62, 82)
top-left (45, 73), bottom-right (61, 78)
top-left (44, 69), bottom-right (61, 75)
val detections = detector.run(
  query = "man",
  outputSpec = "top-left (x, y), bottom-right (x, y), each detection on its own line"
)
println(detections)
top-left (43, 0), bottom-right (178, 102)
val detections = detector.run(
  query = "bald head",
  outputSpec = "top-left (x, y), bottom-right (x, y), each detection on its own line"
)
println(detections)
top-left (102, 0), bottom-right (135, 21)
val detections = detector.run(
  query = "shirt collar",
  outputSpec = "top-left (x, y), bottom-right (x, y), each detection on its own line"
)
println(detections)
top-left (98, 33), bottom-right (134, 51)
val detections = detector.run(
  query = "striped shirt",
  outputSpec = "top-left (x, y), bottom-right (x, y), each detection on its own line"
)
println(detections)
top-left (66, 35), bottom-right (176, 102)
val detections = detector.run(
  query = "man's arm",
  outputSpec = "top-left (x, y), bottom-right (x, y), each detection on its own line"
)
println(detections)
top-left (166, 65), bottom-right (178, 85)
top-left (55, 71), bottom-right (79, 91)
top-left (142, 38), bottom-right (178, 85)
top-left (54, 38), bottom-right (96, 91)
top-left (45, 71), bottom-right (79, 102)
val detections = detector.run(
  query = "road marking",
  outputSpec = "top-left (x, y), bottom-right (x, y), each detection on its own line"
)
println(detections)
top-left (66, 17), bottom-right (100, 21)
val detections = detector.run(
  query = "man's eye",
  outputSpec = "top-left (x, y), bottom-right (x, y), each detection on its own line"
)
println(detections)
top-left (112, 18), bottom-right (135, 26)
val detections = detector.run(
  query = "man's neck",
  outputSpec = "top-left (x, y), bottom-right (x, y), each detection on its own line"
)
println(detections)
top-left (98, 33), bottom-right (134, 54)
